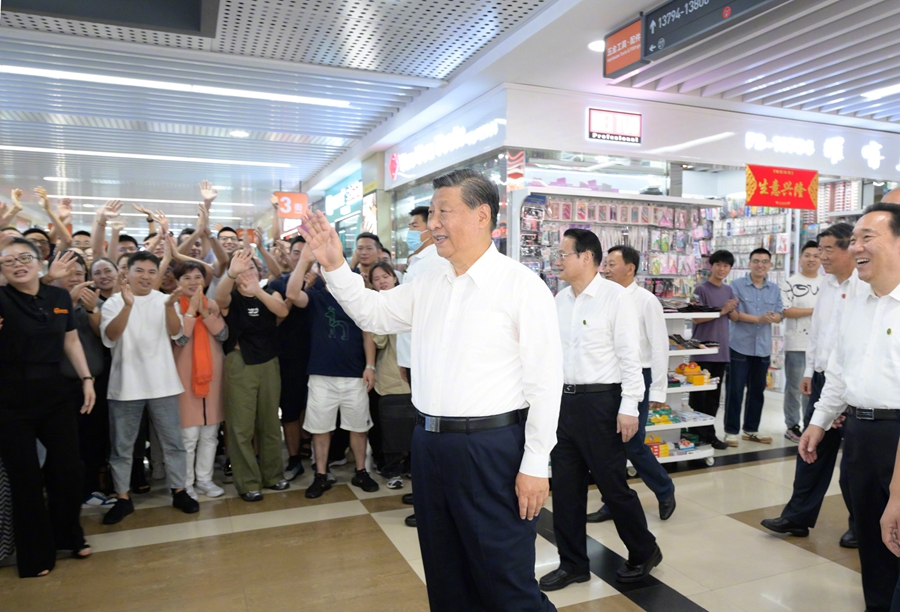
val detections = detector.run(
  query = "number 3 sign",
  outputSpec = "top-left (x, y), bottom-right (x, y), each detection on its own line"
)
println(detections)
top-left (275, 192), bottom-right (308, 219)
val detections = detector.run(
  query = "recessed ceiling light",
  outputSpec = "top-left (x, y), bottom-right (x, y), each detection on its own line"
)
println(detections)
top-left (229, 130), bottom-right (250, 138)
top-left (52, 195), bottom-right (255, 207)
top-left (71, 212), bottom-right (241, 220)
top-left (588, 40), bottom-right (606, 53)
top-left (0, 65), bottom-right (351, 108)
top-left (43, 176), bottom-right (80, 182)
top-left (1, 145), bottom-right (289, 168)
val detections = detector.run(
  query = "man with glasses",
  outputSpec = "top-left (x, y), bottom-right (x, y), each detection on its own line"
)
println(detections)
top-left (208, 227), bottom-right (243, 297)
top-left (724, 247), bottom-right (783, 447)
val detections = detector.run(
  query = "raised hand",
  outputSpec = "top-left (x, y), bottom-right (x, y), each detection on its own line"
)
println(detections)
top-left (197, 204), bottom-right (210, 234)
top-left (69, 280), bottom-right (93, 305)
top-left (188, 289), bottom-right (203, 315)
top-left (212, 222), bottom-right (224, 233)
top-left (34, 186), bottom-right (51, 211)
top-left (109, 220), bottom-right (125, 233)
top-left (228, 249), bottom-right (253, 277)
top-left (153, 210), bottom-right (170, 236)
top-left (80, 286), bottom-right (100, 312)
top-left (200, 180), bottom-right (217, 206)
top-left (238, 272), bottom-right (262, 296)
top-left (97, 200), bottom-right (122, 224)
top-left (47, 250), bottom-right (77, 281)
top-left (132, 204), bottom-right (153, 217)
top-left (10, 189), bottom-right (23, 210)
top-left (165, 286), bottom-right (184, 306)
top-left (0, 203), bottom-right (12, 227)
top-left (57, 198), bottom-right (73, 226)
top-left (298, 210), bottom-right (347, 272)
top-left (270, 194), bottom-right (279, 210)
top-left (120, 279), bottom-right (135, 307)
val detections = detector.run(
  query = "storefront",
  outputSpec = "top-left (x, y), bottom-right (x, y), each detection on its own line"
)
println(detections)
top-left (319, 171), bottom-right (364, 259)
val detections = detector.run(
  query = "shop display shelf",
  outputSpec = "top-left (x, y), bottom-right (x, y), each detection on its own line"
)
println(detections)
top-left (666, 383), bottom-right (718, 394)
top-left (668, 347), bottom-right (719, 357)
top-left (663, 312), bottom-right (720, 320)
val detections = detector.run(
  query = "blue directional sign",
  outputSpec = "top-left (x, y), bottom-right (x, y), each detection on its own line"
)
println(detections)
top-left (642, 0), bottom-right (783, 60)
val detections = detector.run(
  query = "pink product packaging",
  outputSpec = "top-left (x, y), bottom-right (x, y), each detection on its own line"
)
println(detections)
top-left (546, 200), bottom-right (561, 219)
top-left (640, 206), bottom-right (651, 225)
top-left (631, 206), bottom-right (640, 224)
top-left (576, 201), bottom-right (588, 221)
top-left (596, 204), bottom-right (608, 222)
top-left (618, 205), bottom-right (629, 223)
top-left (561, 202), bottom-right (572, 220)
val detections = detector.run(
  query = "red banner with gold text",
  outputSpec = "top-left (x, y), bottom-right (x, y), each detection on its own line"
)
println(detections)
top-left (746, 165), bottom-right (818, 210)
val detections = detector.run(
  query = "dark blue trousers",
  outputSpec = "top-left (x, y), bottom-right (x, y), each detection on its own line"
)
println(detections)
top-left (412, 419), bottom-right (554, 612)
top-left (781, 372), bottom-right (854, 530)
top-left (724, 349), bottom-right (769, 435)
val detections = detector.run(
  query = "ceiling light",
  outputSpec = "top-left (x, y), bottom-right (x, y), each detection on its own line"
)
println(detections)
top-left (229, 130), bottom-right (250, 138)
top-left (43, 176), bottom-right (80, 182)
top-left (1, 145), bottom-right (289, 168)
top-left (861, 84), bottom-right (900, 100)
top-left (52, 195), bottom-right (255, 207)
top-left (588, 40), bottom-right (606, 53)
top-left (71, 212), bottom-right (241, 220)
top-left (0, 65), bottom-right (351, 108)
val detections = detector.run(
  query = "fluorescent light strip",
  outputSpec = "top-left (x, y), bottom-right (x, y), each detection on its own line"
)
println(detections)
top-left (861, 84), bottom-right (900, 100)
top-left (51, 195), bottom-right (255, 207)
top-left (70, 212), bottom-right (240, 220)
top-left (0, 65), bottom-right (350, 109)
top-left (0, 145), bottom-right (290, 168)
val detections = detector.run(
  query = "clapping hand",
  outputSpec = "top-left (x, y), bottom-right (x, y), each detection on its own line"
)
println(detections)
top-left (69, 280), bottom-right (93, 306)
top-left (10, 189), bottom-right (23, 210)
top-left (722, 298), bottom-right (739, 315)
top-left (79, 285), bottom-right (100, 312)
top-left (165, 286), bottom-right (184, 306)
top-left (228, 248), bottom-right (254, 277)
top-left (120, 279), bottom-right (135, 307)
top-left (238, 271), bottom-right (262, 296)
top-left (56, 198), bottom-right (73, 226)
top-left (153, 210), bottom-right (170, 236)
top-left (33, 186), bottom-right (51, 210)
top-left (299, 210), bottom-right (347, 272)
top-left (187, 289), bottom-right (203, 316)
top-left (197, 205), bottom-right (210, 235)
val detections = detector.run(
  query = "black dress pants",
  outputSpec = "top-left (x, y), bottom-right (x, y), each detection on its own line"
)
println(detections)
top-left (552, 388), bottom-right (656, 572)
top-left (77, 370), bottom-right (110, 499)
top-left (0, 376), bottom-right (86, 577)
top-left (412, 419), bottom-right (553, 612)
top-left (780, 372), bottom-right (854, 530)
top-left (843, 415), bottom-right (900, 612)
top-left (688, 361), bottom-right (727, 442)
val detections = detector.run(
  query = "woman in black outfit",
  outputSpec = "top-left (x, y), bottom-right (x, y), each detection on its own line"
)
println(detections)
top-left (0, 236), bottom-right (96, 577)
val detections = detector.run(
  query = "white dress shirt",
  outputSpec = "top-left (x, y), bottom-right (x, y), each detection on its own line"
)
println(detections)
top-left (812, 281), bottom-right (900, 430)
top-left (322, 243), bottom-right (564, 478)
top-left (803, 270), bottom-right (861, 378)
top-left (626, 281), bottom-right (669, 404)
top-left (396, 243), bottom-right (443, 368)
top-left (556, 275), bottom-right (645, 417)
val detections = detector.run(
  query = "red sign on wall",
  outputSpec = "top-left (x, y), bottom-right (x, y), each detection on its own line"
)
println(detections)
top-left (746, 164), bottom-right (818, 210)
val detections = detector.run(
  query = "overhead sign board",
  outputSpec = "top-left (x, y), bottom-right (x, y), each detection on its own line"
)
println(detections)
top-left (588, 109), bottom-right (642, 143)
top-left (274, 192), bottom-right (308, 219)
top-left (642, 0), bottom-right (780, 60)
top-left (604, 20), bottom-right (647, 79)
top-left (746, 164), bottom-right (818, 211)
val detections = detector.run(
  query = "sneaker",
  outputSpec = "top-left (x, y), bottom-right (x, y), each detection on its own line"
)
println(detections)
top-left (185, 485), bottom-right (199, 501)
top-left (222, 460), bottom-right (233, 484)
top-left (195, 480), bottom-right (225, 498)
top-left (172, 489), bottom-right (200, 514)
top-left (83, 491), bottom-right (117, 508)
top-left (725, 434), bottom-right (740, 447)
top-left (102, 498), bottom-right (134, 525)
top-left (386, 476), bottom-right (404, 490)
top-left (742, 431), bottom-right (773, 444)
top-left (328, 457), bottom-right (348, 467)
top-left (325, 469), bottom-right (337, 485)
top-left (784, 426), bottom-right (802, 443)
top-left (284, 456), bottom-right (305, 482)
top-left (709, 437), bottom-right (729, 450)
top-left (351, 469), bottom-right (380, 493)
top-left (305, 473), bottom-right (332, 499)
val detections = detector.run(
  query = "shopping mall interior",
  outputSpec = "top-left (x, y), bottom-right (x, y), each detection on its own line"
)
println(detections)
top-left (0, 0), bottom-right (897, 610)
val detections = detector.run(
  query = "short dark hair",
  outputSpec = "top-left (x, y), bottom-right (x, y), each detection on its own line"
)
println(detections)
top-left (709, 250), bottom-right (735, 266)
top-left (127, 251), bottom-right (160, 270)
top-left (817, 222), bottom-right (853, 249)
top-left (23, 227), bottom-right (50, 242)
top-left (144, 232), bottom-right (157, 242)
top-left (749, 247), bottom-right (772, 260)
top-left (72, 230), bottom-right (91, 239)
top-left (116, 252), bottom-right (131, 266)
top-left (217, 226), bottom-right (238, 237)
top-left (173, 261), bottom-right (206, 280)
top-left (380, 247), bottom-right (392, 258)
top-left (90, 257), bottom-right (118, 273)
top-left (864, 202), bottom-right (900, 237)
top-left (119, 234), bottom-right (139, 247)
top-left (289, 235), bottom-right (306, 249)
top-left (369, 261), bottom-right (398, 285)
top-left (2, 236), bottom-right (41, 258)
top-left (410, 205), bottom-right (430, 223)
top-left (0, 226), bottom-right (22, 235)
top-left (608, 245), bottom-right (640, 272)
top-left (356, 232), bottom-right (381, 246)
top-left (180, 227), bottom-right (196, 236)
top-left (432, 169), bottom-right (499, 230)
top-left (800, 240), bottom-right (819, 254)
top-left (61, 249), bottom-right (87, 271)
top-left (563, 228), bottom-right (603, 265)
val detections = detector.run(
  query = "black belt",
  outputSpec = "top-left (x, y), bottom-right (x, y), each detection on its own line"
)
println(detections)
top-left (562, 383), bottom-right (621, 395)
top-left (848, 406), bottom-right (900, 421)
top-left (415, 408), bottom-right (528, 433)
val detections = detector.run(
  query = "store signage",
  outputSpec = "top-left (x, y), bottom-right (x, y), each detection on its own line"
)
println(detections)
top-left (604, 20), bottom-right (647, 79)
top-left (746, 164), bottom-right (818, 210)
top-left (642, 0), bottom-right (779, 60)
top-left (862, 141), bottom-right (884, 170)
top-left (744, 131), bottom-right (814, 156)
top-left (325, 180), bottom-right (363, 216)
top-left (588, 109), bottom-right (642, 143)
top-left (274, 192), bottom-right (308, 220)
top-left (392, 119), bottom-right (503, 178)
top-left (823, 136), bottom-right (845, 164)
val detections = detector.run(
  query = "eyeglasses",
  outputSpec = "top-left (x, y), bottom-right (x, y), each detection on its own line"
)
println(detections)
top-left (554, 250), bottom-right (579, 260)
top-left (750, 259), bottom-right (770, 265)
top-left (219, 236), bottom-right (240, 243)
top-left (1, 253), bottom-right (36, 266)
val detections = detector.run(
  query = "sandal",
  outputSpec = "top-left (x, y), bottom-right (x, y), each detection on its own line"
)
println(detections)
top-left (72, 544), bottom-right (92, 559)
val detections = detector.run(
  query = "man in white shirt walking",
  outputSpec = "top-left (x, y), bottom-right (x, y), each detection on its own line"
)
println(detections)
top-left (761, 224), bottom-right (857, 546)
top-left (781, 240), bottom-right (822, 442)
top-left (800, 204), bottom-right (900, 612)
top-left (586, 245), bottom-right (675, 523)
top-left (540, 230), bottom-right (661, 592)
top-left (300, 169), bottom-right (563, 612)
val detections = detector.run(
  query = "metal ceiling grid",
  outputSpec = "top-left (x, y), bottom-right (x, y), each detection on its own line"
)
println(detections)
top-left (615, 0), bottom-right (900, 125)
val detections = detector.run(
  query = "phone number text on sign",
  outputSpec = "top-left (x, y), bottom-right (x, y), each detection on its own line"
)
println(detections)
top-left (658, 0), bottom-right (711, 28)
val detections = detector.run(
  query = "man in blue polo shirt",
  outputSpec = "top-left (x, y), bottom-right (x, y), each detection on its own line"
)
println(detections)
top-left (724, 247), bottom-right (783, 447)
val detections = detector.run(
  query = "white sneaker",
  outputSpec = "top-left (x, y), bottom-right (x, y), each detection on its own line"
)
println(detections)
top-left (83, 491), bottom-right (117, 508)
top-left (725, 434), bottom-right (740, 447)
top-left (386, 476), bottom-right (403, 490)
top-left (185, 485), bottom-right (199, 501)
top-left (195, 480), bottom-right (225, 498)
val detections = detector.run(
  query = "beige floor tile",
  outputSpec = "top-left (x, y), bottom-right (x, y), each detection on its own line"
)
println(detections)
top-left (361, 492), bottom-right (415, 513)
top-left (86, 516), bottom-right (236, 552)
top-left (225, 483), bottom-right (357, 516)
top-left (229, 499), bottom-right (368, 532)
top-left (544, 576), bottom-right (621, 609)
top-left (370, 508), bottom-right (424, 562)
top-left (672, 469), bottom-right (794, 515)
top-left (689, 590), bottom-right (749, 612)
top-left (651, 562), bottom-right (709, 597)
top-left (83, 498), bottom-right (232, 535)
top-left (559, 595), bottom-right (647, 611)
top-left (714, 561), bottom-right (864, 611)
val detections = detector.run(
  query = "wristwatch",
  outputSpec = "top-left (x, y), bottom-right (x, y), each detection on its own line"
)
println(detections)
top-left (82, 376), bottom-right (95, 382)
top-left (92, 306), bottom-right (100, 314)
top-left (365, 365), bottom-right (376, 372)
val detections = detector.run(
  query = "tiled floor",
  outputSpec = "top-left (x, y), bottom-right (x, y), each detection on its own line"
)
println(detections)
top-left (0, 392), bottom-right (864, 611)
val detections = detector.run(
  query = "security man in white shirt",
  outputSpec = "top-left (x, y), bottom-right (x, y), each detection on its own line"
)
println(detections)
top-left (761, 223), bottom-right (858, 546)
top-left (540, 229), bottom-right (661, 593)
top-left (299, 169), bottom-right (563, 612)
top-left (801, 204), bottom-right (900, 612)
top-left (586, 245), bottom-right (676, 524)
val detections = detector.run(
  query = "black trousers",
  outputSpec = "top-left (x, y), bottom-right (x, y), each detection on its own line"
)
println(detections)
top-left (688, 361), bottom-right (727, 441)
top-left (843, 415), bottom-right (900, 612)
top-left (77, 370), bottom-right (110, 499)
top-left (553, 388), bottom-right (656, 571)
top-left (781, 372), bottom-right (853, 530)
top-left (412, 419), bottom-right (553, 612)
top-left (0, 376), bottom-right (86, 577)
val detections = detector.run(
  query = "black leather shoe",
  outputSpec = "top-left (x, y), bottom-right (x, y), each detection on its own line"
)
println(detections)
top-left (539, 568), bottom-right (590, 591)
top-left (616, 545), bottom-right (662, 583)
top-left (402, 493), bottom-right (414, 505)
top-left (265, 479), bottom-right (290, 491)
top-left (240, 491), bottom-right (263, 502)
top-left (709, 437), bottom-right (729, 450)
top-left (659, 496), bottom-right (676, 521)
top-left (404, 513), bottom-right (417, 528)
top-left (839, 529), bottom-right (858, 549)
top-left (760, 517), bottom-right (809, 537)
top-left (586, 506), bottom-right (612, 523)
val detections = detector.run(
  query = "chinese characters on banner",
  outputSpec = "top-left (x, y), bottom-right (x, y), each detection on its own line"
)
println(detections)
top-left (745, 165), bottom-right (818, 211)
top-left (274, 192), bottom-right (308, 219)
